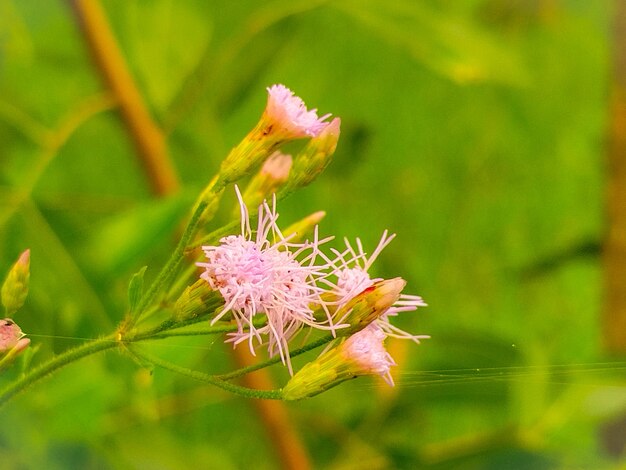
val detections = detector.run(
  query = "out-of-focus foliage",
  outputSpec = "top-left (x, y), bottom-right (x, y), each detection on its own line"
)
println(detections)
top-left (0, 0), bottom-right (620, 468)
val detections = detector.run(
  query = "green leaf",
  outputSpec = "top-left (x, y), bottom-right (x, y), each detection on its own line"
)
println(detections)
top-left (118, 0), bottom-right (212, 114)
top-left (335, 0), bottom-right (529, 86)
top-left (127, 265), bottom-right (147, 315)
top-left (81, 191), bottom-right (194, 279)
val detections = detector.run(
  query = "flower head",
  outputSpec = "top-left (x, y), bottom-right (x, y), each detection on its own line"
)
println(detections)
top-left (342, 323), bottom-right (396, 385)
top-left (198, 187), bottom-right (333, 373)
top-left (282, 322), bottom-right (396, 400)
top-left (0, 319), bottom-right (23, 351)
top-left (328, 231), bottom-right (428, 342)
top-left (0, 318), bottom-right (30, 369)
top-left (265, 84), bottom-right (331, 139)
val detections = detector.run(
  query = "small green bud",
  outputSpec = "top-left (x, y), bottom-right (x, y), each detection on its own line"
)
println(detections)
top-left (282, 343), bottom-right (354, 400)
top-left (282, 211), bottom-right (326, 244)
top-left (279, 118), bottom-right (341, 197)
top-left (174, 279), bottom-right (220, 321)
top-left (1, 249), bottom-right (30, 317)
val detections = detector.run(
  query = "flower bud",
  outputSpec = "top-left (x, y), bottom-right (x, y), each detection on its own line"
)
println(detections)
top-left (279, 118), bottom-right (341, 197)
top-left (282, 211), bottom-right (326, 243)
top-left (283, 324), bottom-right (395, 400)
top-left (218, 85), bottom-right (330, 186)
top-left (174, 279), bottom-right (222, 321)
top-left (0, 318), bottom-right (23, 351)
top-left (334, 278), bottom-right (406, 335)
top-left (0, 318), bottom-right (30, 370)
top-left (239, 151), bottom-right (292, 213)
top-left (1, 249), bottom-right (30, 316)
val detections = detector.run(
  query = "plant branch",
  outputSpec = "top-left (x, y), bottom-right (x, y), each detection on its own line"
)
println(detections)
top-left (69, 0), bottom-right (179, 196)
top-left (129, 346), bottom-right (283, 400)
top-left (0, 334), bottom-right (118, 408)
top-left (217, 334), bottom-right (335, 381)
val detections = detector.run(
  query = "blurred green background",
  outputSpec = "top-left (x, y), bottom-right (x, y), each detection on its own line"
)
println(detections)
top-left (1, 0), bottom-right (623, 468)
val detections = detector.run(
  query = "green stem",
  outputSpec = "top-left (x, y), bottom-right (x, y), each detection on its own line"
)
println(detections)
top-left (135, 199), bottom-right (208, 322)
top-left (190, 219), bottom-right (240, 250)
top-left (0, 316), bottom-right (228, 408)
top-left (129, 346), bottom-right (283, 400)
top-left (135, 317), bottom-right (267, 341)
top-left (217, 334), bottom-right (335, 381)
top-left (0, 334), bottom-right (118, 408)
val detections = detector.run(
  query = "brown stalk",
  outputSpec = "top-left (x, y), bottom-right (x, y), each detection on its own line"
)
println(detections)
top-left (69, 0), bottom-right (179, 196)
top-left (68, 2), bottom-right (311, 468)
top-left (604, 0), bottom-right (626, 353)
top-left (232, 347), bottom-right (312, 470)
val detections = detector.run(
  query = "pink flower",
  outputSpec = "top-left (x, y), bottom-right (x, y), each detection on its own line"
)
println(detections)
top-left (198, 187), bottom-right (334, 373)
top-left (260, 151), bottom-right (292, 181)
top-left (0, 318), bottom-right (24, 351)
top-left (0, 318), bottom-right (30, 356)
top-left (342, 323), bottom-right (396, 385)
top-left (328, 231), bottom-right (428, 343)
top-left (265, 84), bottom-right (331, 138)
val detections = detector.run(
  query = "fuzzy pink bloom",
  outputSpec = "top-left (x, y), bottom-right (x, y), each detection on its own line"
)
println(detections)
top-left (265, 84), bottom-right (331, 138)
top-left (198, 187), bottom-right (334, 373)
top-left (0, 318), bottom-right (24, 351)
top-left (343, 323), bottom-right (396, 386)
top-left (328, 231), bottom-right (429, 343)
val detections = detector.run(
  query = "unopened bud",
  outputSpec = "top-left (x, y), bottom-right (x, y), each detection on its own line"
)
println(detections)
top-left (282, 211), bottom-right (326, 243)
top-left (174, 279), bottom-right (221, 321)
top-left (335, 278), bottom-right (406, 335)
top-left (283, 324), bottom-right (395, 400)
top-left (279, 117), bottom-right (340, 197)
top-left (0, 318), bottom-right (23, 351)
top-left (0, 318), bottom-right (30, 369)
top-left (1, 250), bottom-right (30, 316)
top-left (238, 151), bottom-right (292, 213)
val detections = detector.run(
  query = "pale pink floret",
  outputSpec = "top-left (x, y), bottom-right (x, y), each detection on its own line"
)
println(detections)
top-left (0, 319), bottom-right (23, 351)
top-left (328, 231), bottom-right (429, 343)
top-left (261, 151), bottom-right (292, 181)
top-left (197, 187), bottom-right (334, 373)
top-left (265, 84), bottom-right (331, 138)
top-left (343, 323), bottom-right (396, 386)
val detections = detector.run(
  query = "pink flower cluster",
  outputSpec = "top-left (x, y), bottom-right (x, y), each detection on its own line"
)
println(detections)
top-left (198, 189), bottom-right (427, 382)
top-left (198, 188), bottom-right (334, 373)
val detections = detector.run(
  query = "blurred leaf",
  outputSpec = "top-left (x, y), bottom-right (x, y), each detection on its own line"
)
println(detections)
top-left (119, 0), bottom-right (212, 114)
top-left (335, 0), bottom-right (529, 86)
top-left (82, 191), bottom-right (193, 279)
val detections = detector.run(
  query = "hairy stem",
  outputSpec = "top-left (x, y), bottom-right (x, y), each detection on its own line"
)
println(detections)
top-left (0, 334), bottom-right (117, 408)
top-left (129, 346), bottom-right (283, 400)
top-left (217, 334), bottom-right (335, 381)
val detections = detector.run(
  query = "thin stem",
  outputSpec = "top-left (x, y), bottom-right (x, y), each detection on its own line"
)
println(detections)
top-left (217, 334), bottom-right (335, 381)
top-left (0, 316), bottom-right (241, 408)
top-left (0, 334), bottom-right (118, 408)
top-left (129, 346), bottom-right (283, 400)
top-left (135, 199), bottom-right (208, 322)
top-left (70, 0), bottom-right (179, 196)
top-left (131, 315), bottom-right (267, 342)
